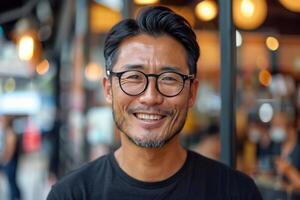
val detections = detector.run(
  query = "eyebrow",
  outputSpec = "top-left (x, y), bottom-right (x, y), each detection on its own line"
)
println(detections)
top-left (122, 64), bottom-right (144, 70)
top-left (160, 65), bottom-right (181, 72)
top-left (122, 64), bottom-right (182, 72)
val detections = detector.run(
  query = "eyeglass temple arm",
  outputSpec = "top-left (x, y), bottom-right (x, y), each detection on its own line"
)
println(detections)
top-left (187, 74), bottom-right (195, 80)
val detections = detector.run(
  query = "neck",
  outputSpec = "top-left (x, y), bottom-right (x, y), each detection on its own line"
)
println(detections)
top-left (114, 134), bottom-right (187, 182)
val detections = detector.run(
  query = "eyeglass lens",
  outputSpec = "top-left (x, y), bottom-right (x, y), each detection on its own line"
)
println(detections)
top-left (119, 71), bottom-right (185, 97)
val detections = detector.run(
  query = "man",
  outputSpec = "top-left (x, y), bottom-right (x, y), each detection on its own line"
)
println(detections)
top-left (47, 6), bottom-right (262, 199)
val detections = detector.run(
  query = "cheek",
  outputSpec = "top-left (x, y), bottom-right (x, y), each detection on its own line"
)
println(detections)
top-left (167, 97), bottom-right (188, 118)
top-left (175, 91), bottom-right (190, 108)
top-left (173, 94), bottom-right (190, 120)
top-left (112, 86), bottom-right (133, 113)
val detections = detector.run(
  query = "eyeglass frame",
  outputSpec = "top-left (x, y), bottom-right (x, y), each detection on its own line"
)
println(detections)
top-left (106, 69), bottom-right (195, 97)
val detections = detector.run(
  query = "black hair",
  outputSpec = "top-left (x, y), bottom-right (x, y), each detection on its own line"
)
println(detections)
top-left (104, 6), bottom-right (200, 75)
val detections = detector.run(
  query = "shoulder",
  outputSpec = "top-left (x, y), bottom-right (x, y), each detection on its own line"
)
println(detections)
top-left (188, 151), bottom-right (262, 199)
top-left (60, 154), bottom-right (109, 182)
top-left (47, 154), bottom-right (111, 200)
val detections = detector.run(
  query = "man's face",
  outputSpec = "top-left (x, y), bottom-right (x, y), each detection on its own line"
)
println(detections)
top-left (103, 34), bottom-right (198, 148)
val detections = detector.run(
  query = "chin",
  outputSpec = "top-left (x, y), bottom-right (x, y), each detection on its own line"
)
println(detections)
top-left (133, 139), bottom-right (166, 148)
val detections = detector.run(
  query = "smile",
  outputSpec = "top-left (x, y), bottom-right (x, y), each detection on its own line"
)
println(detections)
top-left (134, 113), bottom-right (165, 121)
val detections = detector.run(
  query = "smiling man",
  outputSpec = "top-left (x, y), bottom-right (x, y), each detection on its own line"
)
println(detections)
top-left (47, 6), bottom-right (262, 200)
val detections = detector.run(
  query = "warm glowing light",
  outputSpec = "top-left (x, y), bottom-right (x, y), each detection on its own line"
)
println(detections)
top-left (266, 36), bottom-right (279, 51)
top-left (236, 30), bottom-right (243, 47)
top-left (18, 35), bottom-right (34, 61)
top-left (195, 0), bottom-right (218, 21)
top-left (85, 63), bottom-right (103, 81)
top-left (36, 59), bottom-right (50, 75)
top-left (259, 69), bottom-right (272, 86)
top-left (241, 0), bottom-right (255, 18)
top-left (233, 0), bottom-right (267, 30)
top-left (4, 78), bottom-right (16, 92)
top-left (134, 0), bottom-right (159, 5)
top-left (90, 3), bottom-right (122, 33)
top-left (279, 0), bottom-right (300, 13)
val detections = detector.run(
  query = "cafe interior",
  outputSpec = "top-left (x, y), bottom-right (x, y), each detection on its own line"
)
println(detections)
top-left (0, 0), bottom-right (300, 199)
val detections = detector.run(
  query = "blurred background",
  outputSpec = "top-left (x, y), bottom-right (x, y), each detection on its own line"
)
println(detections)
top-left (0, 0), bottom-right (300, 199)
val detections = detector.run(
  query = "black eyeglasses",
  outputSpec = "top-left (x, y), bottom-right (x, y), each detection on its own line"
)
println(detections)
top-left (107, 70), bottom-right (194, 97)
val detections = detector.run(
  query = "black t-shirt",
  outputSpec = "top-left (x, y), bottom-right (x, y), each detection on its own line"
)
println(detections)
top-left (47, 151), bottom-right (262, 200)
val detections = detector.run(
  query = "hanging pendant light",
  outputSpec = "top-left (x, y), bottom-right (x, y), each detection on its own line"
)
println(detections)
top-left (279, 0), bottom-right (300, 13)
top-left (134, 0), bottom-right (159, 5)
top-left (195, 0), bottom-right (218, 21)
top-left (233, 0), bottom-right (267, 30)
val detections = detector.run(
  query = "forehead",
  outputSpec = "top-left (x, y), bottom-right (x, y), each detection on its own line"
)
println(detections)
top-left (114, 34), bottom-right (188, 72)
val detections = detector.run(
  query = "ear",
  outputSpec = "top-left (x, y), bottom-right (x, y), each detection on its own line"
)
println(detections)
top-left (188, 79), bottom-right (199, 108)
top-left (102, 77), bottom-right (112, 104)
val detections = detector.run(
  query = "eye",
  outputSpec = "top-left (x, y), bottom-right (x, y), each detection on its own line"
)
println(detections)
top-left (126, 74), bottom-right (141, 79)
top-left (161, 76), bottom-right (177, 81)
top-left (124, 74), bottom-right (142, 80)
top-left (160, 73), bottom-right (182, 83)
top-left (122, 71), bottom-right (144, 82)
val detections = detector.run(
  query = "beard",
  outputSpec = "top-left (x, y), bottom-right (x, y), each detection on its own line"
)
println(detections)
top-left (112, 100), bottom-right (189, 148)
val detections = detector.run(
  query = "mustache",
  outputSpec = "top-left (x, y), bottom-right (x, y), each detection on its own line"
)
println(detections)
top-left (128, 105), bottom-right (173, 116)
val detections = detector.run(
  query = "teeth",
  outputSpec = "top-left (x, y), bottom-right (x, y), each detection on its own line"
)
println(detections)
top-left (136, 113), bottom-right (163, 120)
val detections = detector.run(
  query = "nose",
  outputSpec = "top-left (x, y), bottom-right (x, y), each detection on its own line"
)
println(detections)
top-left (138, 77), bottom-right (163, 105)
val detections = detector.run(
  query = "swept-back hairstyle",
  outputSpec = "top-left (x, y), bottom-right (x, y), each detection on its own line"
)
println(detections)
top-left (104, 6), bottom-right (200, 75)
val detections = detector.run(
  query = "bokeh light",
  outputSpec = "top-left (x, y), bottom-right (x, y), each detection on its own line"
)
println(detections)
top-left (4, 78), bottom-right (16, 92)
top-left (36, 59), bottom-right (50, 75)
top-left (195, 0), bottom-right (218, 21)
top-left (266, 36), bottom-right (279, 51)
top-left (259, 103), bottom-right (274, 123)
top-left (233, 0), bottom-right (267, 30)
top-left (18, 35), bottom-right (34, 61)
top-left (134, 0), bottom-right (159, 5)
top-left (241, 0), bottom-right (255, 17)
top-left (279, 0), bottom-right (300, 13)
top-left (85, 62), bottom-right (103, 81)
top-left (236, 30), bottom-right (243, 47)
top-left (259, 69), bottom-right (272, 86)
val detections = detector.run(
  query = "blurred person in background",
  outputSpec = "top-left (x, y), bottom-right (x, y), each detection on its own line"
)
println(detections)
top-left (242, 114), bottom-right (262, 175)
top-left (245, 113), bottom-right (274, 175)
top-left (0, 116), bottom-right (21, 200)
top-left (47, 6), bottom-right (261, 199)
top-left (273, 112), bottom-right (300, 191)
top-left (256, 122), bottom-right (274, 174)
